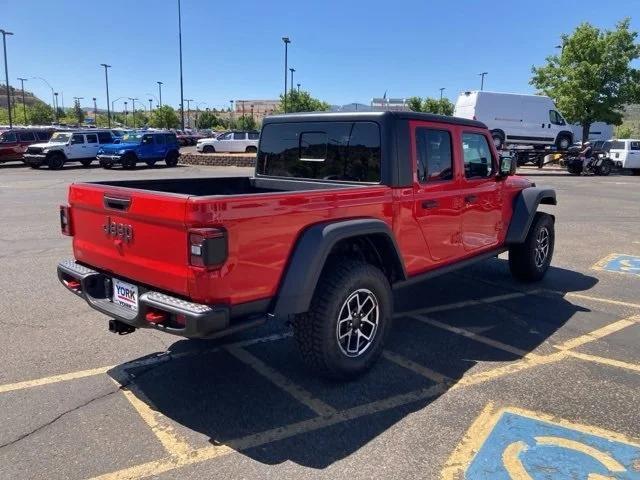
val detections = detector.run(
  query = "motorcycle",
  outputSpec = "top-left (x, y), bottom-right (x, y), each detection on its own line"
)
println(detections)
top-left (565, 147), bottom-right (613, 176)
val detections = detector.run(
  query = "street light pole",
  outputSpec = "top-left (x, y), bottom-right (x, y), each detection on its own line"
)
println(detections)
top-left (1, 29), bottom-right (14, 128)
top-left (17, 77), bottom-right (27, 124)
top-left (282, 37), bottom-right (290, 113)
top-left (148, 98), bottom-right (153, 113)
top-left (479, 72), bottom-right (488, 91)
top-left (439, 87), bottom-right (445, 101)
top-left (177, 0), bottom-right (185, 130)
top-left (93, 97), bottom-right (97, 125)
top-left (229, 99), bottom-right (234, 127)
top-left (30, 77), bottom-right (55, 109)
top-left (297, 83), bottom-right (300, 92)
top-left (124, 101), bottom-right (128, 127)
top-left (100, 63), bottom-right (112, 127)
top-left (128, 97), bottom-right (138, 128)
top-left (289, 68), bottom-right (295, 95)
top-left (157, 81), bottom-right (163, 107)
top-left (54, 92), bottom-right (59, 122)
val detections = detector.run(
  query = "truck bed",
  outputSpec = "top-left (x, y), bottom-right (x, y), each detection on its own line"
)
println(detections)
top-left (92, 176), bottom-right (365, 197)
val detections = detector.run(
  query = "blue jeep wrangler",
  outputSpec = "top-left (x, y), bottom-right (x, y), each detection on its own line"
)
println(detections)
top-left (97, 131), bottom-right (180, 169)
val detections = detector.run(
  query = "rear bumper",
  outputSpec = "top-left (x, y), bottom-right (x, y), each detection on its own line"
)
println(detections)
top-left (57, 259), bottom-right (264, 339)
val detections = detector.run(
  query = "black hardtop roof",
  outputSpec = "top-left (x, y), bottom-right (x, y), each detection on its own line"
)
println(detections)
top-left (262, 110), bottom-right (486, 129)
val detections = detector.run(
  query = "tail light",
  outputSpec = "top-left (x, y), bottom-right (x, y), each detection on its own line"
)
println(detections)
top-left (60, 205), bottom-right (73, 236)
top-left (189, 227), bottom-right (227, 268)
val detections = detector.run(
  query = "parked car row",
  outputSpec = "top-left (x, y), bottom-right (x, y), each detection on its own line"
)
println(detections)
top-left (19, 129), bottom-right (180, 170)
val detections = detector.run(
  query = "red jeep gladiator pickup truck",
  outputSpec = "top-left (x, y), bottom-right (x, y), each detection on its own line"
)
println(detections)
top-left (57, 112), bottom-right (556, 379)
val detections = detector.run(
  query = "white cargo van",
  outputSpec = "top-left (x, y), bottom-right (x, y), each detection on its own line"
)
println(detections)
top-left (454, 91), bottom-right (574, 150)
top-left (570, 122), bottom-right (614, 143)
top-left (608, 139), bottom-right (640, 175)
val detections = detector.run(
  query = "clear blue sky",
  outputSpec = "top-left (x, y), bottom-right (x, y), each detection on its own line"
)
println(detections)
top-left (3, 0), bottom-right (638, 111)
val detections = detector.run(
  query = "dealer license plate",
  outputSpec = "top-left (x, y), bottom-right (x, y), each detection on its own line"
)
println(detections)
top-left (112, 278), bottom-right (139, 312)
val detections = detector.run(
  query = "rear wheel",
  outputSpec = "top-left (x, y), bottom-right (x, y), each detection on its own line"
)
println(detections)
top-left (80, 159), bottom-right (93, 168)
top-left (632, 169), bottom-right (640, 176)
top-left (47, 153), bottom-right (65, 170)
top-left (595, 159), bottom-right (612, 176)
top-left (567, 162), bottom-right (582, 175)
top-left (509, 212), bottom-right (555, 282)
top-left (165, 151), bottom-right (179, 167)
top-left (292, 260), bottom-right (392, 380)
top-left (245, 146), bottom-right (257, 154)
top-left (203, 145), bottom-right (215, 153)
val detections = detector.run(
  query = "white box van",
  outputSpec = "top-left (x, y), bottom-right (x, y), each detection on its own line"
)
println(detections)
top-left (454, 91), bottom-right (574, 150)
top-left (570, 122), bottom-right (614, 143)
top-left (608, 139), bottom-right (640, 175)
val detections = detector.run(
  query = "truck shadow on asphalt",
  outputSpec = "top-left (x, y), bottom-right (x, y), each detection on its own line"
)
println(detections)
top-left (109, 259), bottom-right (598, 469)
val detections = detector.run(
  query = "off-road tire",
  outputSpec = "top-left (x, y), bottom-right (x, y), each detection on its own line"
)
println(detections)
top-left (595, 160), bottom-right (612, 176)
top-left (165, 151), bottom-right (179, 167)
top-left (509, 212), bottom-right (555, 282)
top-left (203, 145), bottom-right (215, 153)
top-left (292, 259), bottom-right (392, 380)
top-left (47, 153), bottom-right (65, 170)
top-left (80, 159), bottom-right (93, 168)
top-left (632, 169), bottom-right (640, 176)
top-left (122, 153), bottom-right (137, 169)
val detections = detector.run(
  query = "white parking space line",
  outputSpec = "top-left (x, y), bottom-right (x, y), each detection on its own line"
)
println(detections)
top-left (225, 345), bottom-right (337, 416)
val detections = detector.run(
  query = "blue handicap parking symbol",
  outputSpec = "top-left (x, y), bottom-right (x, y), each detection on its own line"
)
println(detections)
top-left (466, 410), bottom-right (640, 479)
top-left (596, 254), bottom-right (640, 277)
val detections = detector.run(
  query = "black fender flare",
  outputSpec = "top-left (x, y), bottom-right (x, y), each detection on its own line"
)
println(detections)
top-left (272, 218), bottom-right (406, 319)
top-left (505, 187), bottom-right (556, 244)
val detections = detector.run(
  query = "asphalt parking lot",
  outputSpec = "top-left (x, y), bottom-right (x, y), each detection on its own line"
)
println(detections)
top-left (0, 162), bottom-right (639, 480)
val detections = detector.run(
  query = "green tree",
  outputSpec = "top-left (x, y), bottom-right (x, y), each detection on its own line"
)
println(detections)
top-left (149, 105), bottom-right (180, 129)
top-left (407, 96), bottom-right (454, 115)
top-left (234, 115), bottom-right (257, 130)
top-left (73, 99), bottom-right (85, 124)
top-left (27, 103), bottom-right (54, 124)
top-left (276, 89), bottom-right (330, 113)
top-left (196, 110), bottom-right (221, 129)
top-left (130, 110), bottom-right (148, 128)
top-left (615, 123), bottom-right (634, 138)
top-left (531, 18), bottom-right (640, 142)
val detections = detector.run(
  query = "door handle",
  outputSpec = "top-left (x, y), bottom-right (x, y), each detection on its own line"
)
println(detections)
top-left (464, 194), bottom-right (478, 204)
top-left (421, 199), bottom-right (438, 209)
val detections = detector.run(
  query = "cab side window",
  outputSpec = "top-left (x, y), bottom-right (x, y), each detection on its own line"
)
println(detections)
top-left (549, 110), bottom-right (565, 126)
top-left (415, 128), bottom-right (453, 182)
top-left (631, 141), bottom-right (640, 151)
top-left (233, 132), bottom-right (246, 140)
top-left (19, 131), bottom-right (36, 142)
top-left (86, 134), bottom-right (98, 144)
top-left (71, 134), bottom-right (85, 145)
top-left (142, 135), bottom-right (154, 145)
top-left (155, 134), bottom-right (165, 145)
top-left (462, 133), bottom-right (494, 178)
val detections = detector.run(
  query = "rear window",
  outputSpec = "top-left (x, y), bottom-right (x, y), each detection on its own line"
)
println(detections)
top-left (164, 134), bottom-right (177, 144)
top-left (36, 131), bottom-right (50, 141)
top-left (257, 121), bottom-right (381, 182)
top-left (609, 141), bottom-right (626, 150)
top-left (248, 132), bottom-right (259, 140)
top-left (97, 132), bottom-right (113, 144)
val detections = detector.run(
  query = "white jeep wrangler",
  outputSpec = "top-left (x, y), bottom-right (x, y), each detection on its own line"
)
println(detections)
top-left (23, 130), bottom-right (114, 170)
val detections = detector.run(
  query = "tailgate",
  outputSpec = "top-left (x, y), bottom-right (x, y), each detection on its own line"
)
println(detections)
top-left (69, 183), bottom-right (191, 296)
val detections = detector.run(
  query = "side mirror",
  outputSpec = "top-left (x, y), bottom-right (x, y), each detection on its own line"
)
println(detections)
top-left (499, 156), bottom-right (516, 176)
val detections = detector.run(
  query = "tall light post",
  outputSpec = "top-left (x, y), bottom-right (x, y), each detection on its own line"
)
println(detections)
top-left (479, 72), bottom-right (488, 91)
top-left (184, 98), bottom-right (193, 128)
top-left (156, 81), bottom-right (163, 107)
top-left (250, 104), bottom-right (254, 123)
top-left (100, 63), bottom-right (112, 127)
top-left (229, 99), bottom-right (234, 127)
top-left (54, 92), bottom-right (59, 122)
top-left (111, 96), bottom-right (125, 118)
top-left (17, 77), bottom-right (27, 124)
top-left (439, 87), bottom-right (445, 101)
top-left (289, 68), bottom-right (295, 95)
top-left (128, 97), bottom-right (138, 128)
top-left (177, 0), bottom-right (185, 130)
top-left (30, 77), bottom-right (55, 109)
top-left (1, 29), bottom-right (14, 128)
top-left (282, 36), bottom-right (290, 113)
top-left (124, 101), bottom-right (128, 127)
top-left (148, 98), bottom-right (153, 113)
top-left (93, 97), bottom-right (97, 125)
top-left (297, 83), bottom-right (300, 92)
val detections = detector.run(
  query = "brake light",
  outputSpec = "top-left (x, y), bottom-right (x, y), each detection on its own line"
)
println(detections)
top-left (189, 228), bottom-right (228, 268)
top-left (60, 205), bottom-right (73, 236)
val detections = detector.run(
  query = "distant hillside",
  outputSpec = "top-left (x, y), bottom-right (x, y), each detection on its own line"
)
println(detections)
top-left (0, 85), bottom-right (47, 108)
top-left (623, 104), bottom-right (640, 123)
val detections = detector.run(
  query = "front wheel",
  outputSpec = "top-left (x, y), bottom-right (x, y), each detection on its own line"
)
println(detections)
top-left (122, 154), bottom-right (137, 169)
top-left (165, 151), bottom-right (179, 167)
top-left (556, 134), bottom-right (572, 150)
top-left (595, 160), bottom-right (612, 176)
top-left (509, 212), bottom-right (555, 282)
top-left (202, 145), bottom-right (215, 153)
top-left (292, 260), bottom-right (392, 380)
top-left (47, 153), bottom-right (65, 170)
